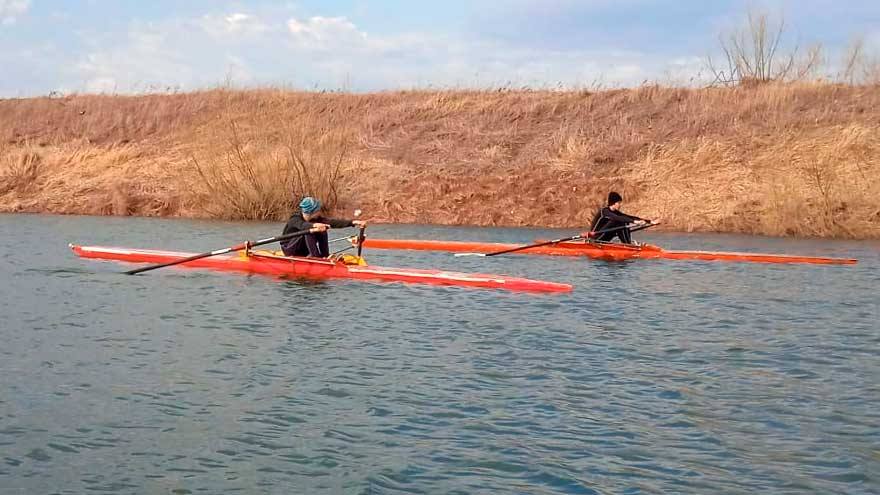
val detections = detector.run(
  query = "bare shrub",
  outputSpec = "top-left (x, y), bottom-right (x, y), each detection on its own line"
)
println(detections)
top-left (192, 117), bottom-right (353, 221)
top-left (840, 36), bottom-right (880, 84)
top-left (708, 11), bottom-right (823, 86)
top-left (841, 37), bottom-right (866, 84)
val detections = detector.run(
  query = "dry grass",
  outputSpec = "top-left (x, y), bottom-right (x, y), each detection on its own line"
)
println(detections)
top-left (190, 111), bottom-right (355, 221)
top-left (0, 143), bottom-right (42, 195)
top-left (1, 83), bottom-right (878, 238)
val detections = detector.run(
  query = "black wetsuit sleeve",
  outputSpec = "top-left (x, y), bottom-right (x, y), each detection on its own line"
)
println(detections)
top-left (283, 211), bottom-right (353, 235)
top-left (602, 208), bottom-right (647, 223)
top-left (322, 217), bottom-right (355, 229)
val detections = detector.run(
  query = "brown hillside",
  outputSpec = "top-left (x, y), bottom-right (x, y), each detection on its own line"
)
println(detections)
top-left (1, 83), bottom-right (878, 238)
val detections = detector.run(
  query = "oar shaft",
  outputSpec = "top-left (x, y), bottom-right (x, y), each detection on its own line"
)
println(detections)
top-left (124, 246), bottom-right (240, 275)
top-left (484, 236), bottom-right (580, 257)
top-left (482, 222), bottom-right (647, 257)
top-left (125, 229), bottom-right (312, 275)
top-left (629, 223), bottom-right (654, 234)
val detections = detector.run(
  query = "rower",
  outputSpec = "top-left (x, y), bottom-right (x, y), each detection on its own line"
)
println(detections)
top-left (586, 192), bottom-right (656, 245)
top-left (280, 196), bottom-right (366, 257)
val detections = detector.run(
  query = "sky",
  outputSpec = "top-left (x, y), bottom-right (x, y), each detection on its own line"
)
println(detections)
top-left (1, 0), bottom-right (878, 96)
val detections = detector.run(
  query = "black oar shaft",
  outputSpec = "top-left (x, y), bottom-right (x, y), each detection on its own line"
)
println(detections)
top-left (483, 236), bottom-right (580, 257)
top-left (125, 246), bottom-right (240, 275)
top-left (125, 229), bottom-right (312, 275)
top-left (482, 223), bottom-right (640, 257)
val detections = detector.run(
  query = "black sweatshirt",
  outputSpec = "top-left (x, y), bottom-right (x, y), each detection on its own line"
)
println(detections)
top-left (590, 207), bottom-right (648, 233)
top-left (280, 209), bottom-right (354, 253)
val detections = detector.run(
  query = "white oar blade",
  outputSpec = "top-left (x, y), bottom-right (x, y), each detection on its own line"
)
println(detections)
top-left (453, 252), bottom-right (486, 257)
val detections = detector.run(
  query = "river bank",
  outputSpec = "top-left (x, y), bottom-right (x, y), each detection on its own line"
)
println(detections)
top-left (1, 83), bottom-right (878, 238)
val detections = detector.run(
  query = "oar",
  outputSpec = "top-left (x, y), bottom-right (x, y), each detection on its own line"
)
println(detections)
top-left (355, 226), bottom-right (366, 258)
top-left (124, 229), bottom-right (313, 275)
top-left (628, 223), bottom-right (656, 235)
top-left (454, 222), bottom-right (658, 258)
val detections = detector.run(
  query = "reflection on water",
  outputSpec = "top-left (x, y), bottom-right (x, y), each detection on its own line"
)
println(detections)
top-left (1, 214), bottom-right (878, 494)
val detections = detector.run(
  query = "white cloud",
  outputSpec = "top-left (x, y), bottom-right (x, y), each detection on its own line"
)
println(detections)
top-left (662, 56), bottom-right (708, 85)
top-left (0, 0), bottom-right (30, 25)
top-left (74, 21), bottom-right (199, 93)
top-left (199, 12), bottom-right (270, 39)
top-left (277, 16), bottom-right (670, 88)
top-left (7, 9), bottom-right (698, 96)
top-left (85, 77), bottom-right (118, 93)
top-left (5, 2), bottom-right (878, 96)
top-left (286, 16), bottom-right (367, 50)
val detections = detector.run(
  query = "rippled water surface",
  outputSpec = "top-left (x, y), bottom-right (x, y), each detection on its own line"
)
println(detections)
top-left (1, 214), bottom-right (878, 494)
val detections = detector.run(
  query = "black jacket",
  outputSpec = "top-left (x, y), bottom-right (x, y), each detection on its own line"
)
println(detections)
top-left (280, 209), bottom-right (354, 253)
top-left (590, 207), bottom-right (647, 233)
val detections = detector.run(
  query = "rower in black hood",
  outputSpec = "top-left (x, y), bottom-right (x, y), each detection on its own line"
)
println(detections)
top-left (588, 192), bottom-right (655, 244)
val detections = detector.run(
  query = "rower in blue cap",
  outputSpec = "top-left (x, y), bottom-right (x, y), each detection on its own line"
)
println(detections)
top-left (280, 196), bottom-right (366, 257)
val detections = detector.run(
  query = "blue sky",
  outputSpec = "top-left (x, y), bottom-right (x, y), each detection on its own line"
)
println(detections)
top-left (1, 0), bottom-right (878, 96)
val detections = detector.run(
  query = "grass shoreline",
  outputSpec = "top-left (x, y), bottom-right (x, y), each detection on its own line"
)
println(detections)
top-left (2, 83), bottom-right (879, 239)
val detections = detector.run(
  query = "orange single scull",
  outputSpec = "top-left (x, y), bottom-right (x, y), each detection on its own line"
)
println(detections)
top-left (70, 245), bottom-right (573, 292)
top-left (358, 238), bottom-right (857, 265)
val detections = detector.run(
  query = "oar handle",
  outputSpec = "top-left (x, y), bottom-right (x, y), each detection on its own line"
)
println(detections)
top-left (355, 226), bottom-right (366, 258)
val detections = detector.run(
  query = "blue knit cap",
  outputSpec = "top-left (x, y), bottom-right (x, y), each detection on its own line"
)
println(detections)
top-left (299, 196), bottom-right (321, 214)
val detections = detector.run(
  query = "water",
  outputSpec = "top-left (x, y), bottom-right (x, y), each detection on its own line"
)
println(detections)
top-left (1, 213), bottom-right (878, 494)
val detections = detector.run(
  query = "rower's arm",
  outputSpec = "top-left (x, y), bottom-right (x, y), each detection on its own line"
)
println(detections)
top-left (603, 209), bottom-right (647, 223)
top-left (325, 217), bottom-right (355, 229)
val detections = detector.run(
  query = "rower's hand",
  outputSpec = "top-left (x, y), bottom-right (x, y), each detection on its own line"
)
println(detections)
top-left (310, 223), bottom-right (330, 233)
top-left (651, 219), bottom-right (662, 225)
top-left (353, 220), bottom-right (367, 228)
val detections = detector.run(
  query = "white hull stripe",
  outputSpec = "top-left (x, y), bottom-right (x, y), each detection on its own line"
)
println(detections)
top-left (349, 267), bottom-right (506, 284)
